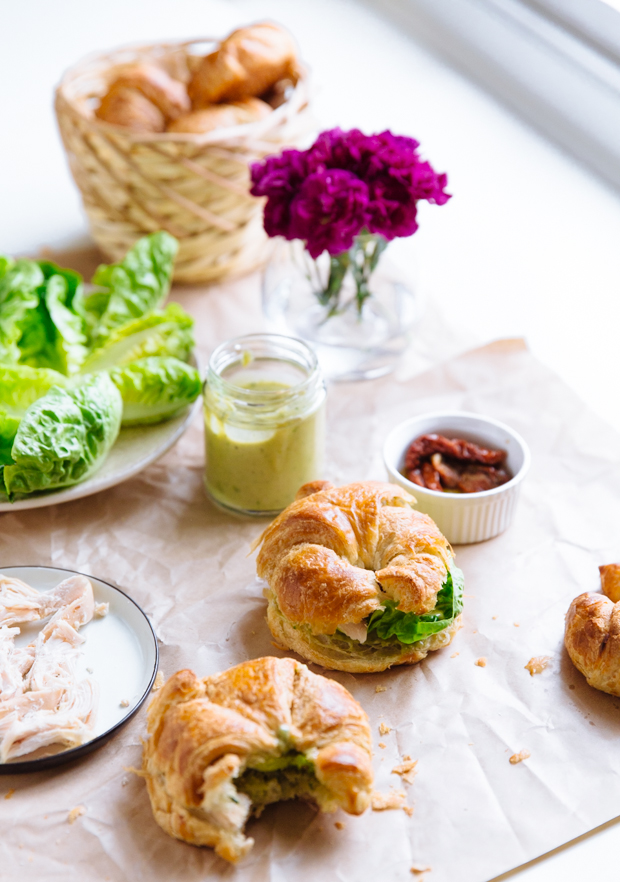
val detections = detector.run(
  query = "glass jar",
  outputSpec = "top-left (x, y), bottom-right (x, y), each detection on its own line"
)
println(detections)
top-left (203, 334), bottom-right (326, 516)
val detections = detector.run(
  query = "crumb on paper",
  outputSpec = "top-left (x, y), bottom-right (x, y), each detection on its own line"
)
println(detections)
top-left (371, 790), bottom-right (406, 811)
top-left (492, 616), bottom-right (498, 620)
top-left (94, 602), bottom-right (109, 617)
top-left (4, 789), bottom-right (15, 800)
top-left (392, 759), bottom-right (418, 784)
top-left (410, 865), bottom-right (432, 875)
top-left (379, 722), bottom-right (391, 736)
top-left (86, 667), bottom-right (94, 674)
top-left (513, 622), bottom-right (520, 628)
top-left (468, 742), bottom-right (473, 746)
top-left (334, 821), bottom-right (345, 830)
top-left (152, 671), bottom-right (165, 692)
top-left (402, 754), bottom-right (412, 761)
top-left (525, 656), bottom-right (551, 676)
top-left (375, 685), bottom-right (387, 693)
top-left (378, 742), bottom-right (386, 749)
top-left (450, 652), bottom-right (459, 658)
top-left (509, 750), bottom-right (530, 765)
top-left (68, 806), bottom-right (86, 824)
top-left (475, 657), bottom-right (487, 667)
top-left (403, 805), bottom-right (415, 817)
top-left (119, 699), bottom-right (130, 708)
top-left (472, 630), bottom-right (477, 634)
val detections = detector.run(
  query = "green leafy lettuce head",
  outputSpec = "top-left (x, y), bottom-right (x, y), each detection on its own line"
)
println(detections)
top-left (110, 356), bottom-right (201, 426)
top-left (0, 365), bottom-right (68, 466)
top-left (79, 303), bottom-right (194, 374)
top-left (88, 231), bottom-right (178, 344)
top-left (2, 372), bottom-right (122, 500)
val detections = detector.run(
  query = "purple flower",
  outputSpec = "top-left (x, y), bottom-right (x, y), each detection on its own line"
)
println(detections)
top-left (250, 148), bottom-right (312, 239)
top-left (290, 169), bottom-right (369, 258)
top-left (250, 127), bottom-right (451, 256)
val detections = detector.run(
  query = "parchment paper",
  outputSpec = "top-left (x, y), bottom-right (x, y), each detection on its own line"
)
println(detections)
top-left (1, 271), bottom-right (619, 882)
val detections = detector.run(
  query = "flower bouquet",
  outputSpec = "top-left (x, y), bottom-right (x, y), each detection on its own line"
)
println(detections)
top-left (252, 128), bottom-right (450, 316)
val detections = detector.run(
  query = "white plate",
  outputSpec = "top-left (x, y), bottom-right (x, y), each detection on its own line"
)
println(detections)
top-left (0, 397), bottom-right (200, 512)
top-left (0, 565), bottom-right (158, 772)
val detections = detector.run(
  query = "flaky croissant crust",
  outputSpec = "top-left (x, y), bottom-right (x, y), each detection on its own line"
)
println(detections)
top-left (256, 481), bottom-right (453, 633)
top-left (565, 592), bottom-right (620, 696)
top-left (142, 657), bottom-right (373, 862)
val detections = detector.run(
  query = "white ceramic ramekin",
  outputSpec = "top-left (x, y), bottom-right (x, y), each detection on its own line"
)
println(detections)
top-left (382, 411), bottom-right (531, 544)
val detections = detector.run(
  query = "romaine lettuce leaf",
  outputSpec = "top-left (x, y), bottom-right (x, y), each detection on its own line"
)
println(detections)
top-left (89, 232), bottom-right (178, 343)
top-left (110, 356), bottom-right (201, 426)
top-left (0, 415), bottom-right (19, 467)
top-left (0, 260), bottom-right (43, 364)
top-left (366, 567), bottom-right (464, 644)
top-left (2, 373), bottom-right (122, 500)
top-left (43, 273), bottom-right (88, 374)
top-left (0, 256), bottom-right (15, 279)
top-left (0, 363), bottom-right (68, 465)
top-left (0, 364), bottom-right (68, 415)
top-left (79, 303), bottom-right (194, 374)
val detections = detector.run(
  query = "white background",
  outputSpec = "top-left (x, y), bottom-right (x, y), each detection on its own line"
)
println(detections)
top-left (2, 0), bottom-right (620, 878)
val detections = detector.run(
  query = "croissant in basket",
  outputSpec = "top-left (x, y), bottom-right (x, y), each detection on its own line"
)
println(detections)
top-left (142, 657), bottom-right (373, 862)
top-left (565, 564), bottom-right (620, 695)
top-left (188, 22), bottom-right (297, 107)
top-left (95, 63), bottom-right (191, 132)
top-left (254, 481), bottom-right (464, 673)
top-left (168, 97), bottom-right (272, 134)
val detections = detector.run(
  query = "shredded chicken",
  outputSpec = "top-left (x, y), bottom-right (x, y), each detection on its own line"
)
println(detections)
top-left (0, 574), bottom-right (98, 762)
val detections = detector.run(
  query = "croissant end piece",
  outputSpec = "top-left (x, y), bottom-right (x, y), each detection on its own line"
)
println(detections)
top-left (565, 590), bottom-right (620, 695)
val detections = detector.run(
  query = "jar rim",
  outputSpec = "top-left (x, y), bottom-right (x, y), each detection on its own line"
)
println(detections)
top-left (207, 333), bottom-right (321, 402)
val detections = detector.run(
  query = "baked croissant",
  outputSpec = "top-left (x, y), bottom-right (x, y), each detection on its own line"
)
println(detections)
top-left (95, 64), bottom-right (190, 131)
top-left (167, 97), bottom-right (271, 134)
top-left (565, 564), bottom-right (620, 695)
top-left (188, 23), bottom-right (297, 107)
top-left (95, 83), bottom-right (165, 132)
top-left (142, 657), bottom-right (373, 863)
top-left (109, 64), bottom-right (190, 120)
top-left (254, 481), bottom-right (464, 673)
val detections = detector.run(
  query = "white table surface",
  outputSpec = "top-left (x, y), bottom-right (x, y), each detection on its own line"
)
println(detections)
top-left (2, 1), bottom-right (620, 879)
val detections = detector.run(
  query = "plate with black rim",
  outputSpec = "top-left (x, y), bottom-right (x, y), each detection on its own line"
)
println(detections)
top-left (0, 565), bottom-right (158, 773)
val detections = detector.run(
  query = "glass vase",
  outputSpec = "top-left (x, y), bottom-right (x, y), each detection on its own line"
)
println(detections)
top-left (262, 238), bottom-right (421, 382)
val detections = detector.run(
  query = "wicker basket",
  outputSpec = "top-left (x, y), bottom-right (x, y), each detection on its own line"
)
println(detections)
top-left (55, 39), bottom-right (312, 283)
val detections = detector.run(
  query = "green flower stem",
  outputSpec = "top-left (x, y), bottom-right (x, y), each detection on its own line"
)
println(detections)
top-left (313, 232), bottom-right (387, 316)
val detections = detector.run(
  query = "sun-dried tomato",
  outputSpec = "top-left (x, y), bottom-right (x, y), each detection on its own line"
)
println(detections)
top-left (403, 433), bottom-right (509, 493)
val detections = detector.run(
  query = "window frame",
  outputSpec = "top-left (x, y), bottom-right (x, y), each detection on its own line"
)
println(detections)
top-left (362, 0), bottom-right (620, 189)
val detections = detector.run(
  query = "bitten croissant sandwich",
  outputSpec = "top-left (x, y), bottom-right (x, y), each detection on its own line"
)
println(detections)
top-left (142, 657), bottom-right (373, 863)
top-left (565, 564), bottom-right (620, 695)
top-left (254, 481), bottom-right (464, 673)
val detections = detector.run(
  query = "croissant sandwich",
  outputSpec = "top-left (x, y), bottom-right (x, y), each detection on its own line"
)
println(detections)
top-left (254, 480), bottom-right (464, 673)
top-left (565, 563), bottom-right (620, 695)
top-left (142, 657), bottom-right (373, 862)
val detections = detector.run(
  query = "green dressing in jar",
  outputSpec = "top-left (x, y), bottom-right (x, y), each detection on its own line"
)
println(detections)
top-left (204, 335), bottom-right (326, 515)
